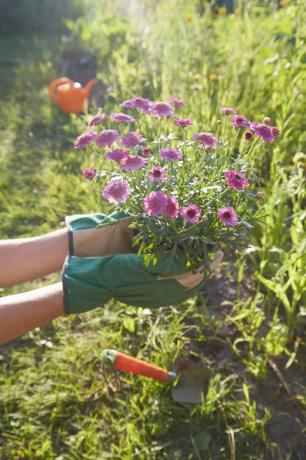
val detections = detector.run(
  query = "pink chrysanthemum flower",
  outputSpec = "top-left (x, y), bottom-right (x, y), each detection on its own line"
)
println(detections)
top-left (142, 147), bottom-right (151, 156)
top-left (218, 207), bottom-right (238, 227)
top-left (150, 102), bottom-right (174, 118)
top-left (110, 112), bottom-right (136, 123)
top-left (174, 117), bottom-right (193, 128)
top-left (74, 130), bottom-right (97, 149)
top-left (82, 167), bottom-right (97, 180)
top-left (250, 123), bottom-right (274, 142)
top-left (96, 130), bottom-right (120, 148)
top-left (88, 113), bottom-right (105, 127)
top-left (221, 107), bottom-right (236, 115)
top-left (144, 191), bottom-right (168, 216)
top-left (225, 170), bottom-right (249, 190)
top-left (121, 131), bottom-right (144, 148)
top-left (180, 204), bottom-right (201, 224)
top-left (163, 196), bottom-right (180, 219)
top-left (231, 115), bottom-right (250, 129)
top-left (169, 98), bottom-right (186, 107)
top-left (121, 96), bottom-right (152, 113)
top-left (193, 132), bottom-right (217, 148)
top-left (107, 149), bottom-right (129, 163)
top-left (119, 154), bottom-right (146, 170)
top-left (148, 166), bottom-right (167, 182)
top-left (159, 148), bottom-right (182, 162)
top-left (102, 177), bottom-right (131, 204)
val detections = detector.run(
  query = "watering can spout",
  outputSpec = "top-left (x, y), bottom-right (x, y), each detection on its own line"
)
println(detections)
top-left (83, 79), bottom-right (99, 98)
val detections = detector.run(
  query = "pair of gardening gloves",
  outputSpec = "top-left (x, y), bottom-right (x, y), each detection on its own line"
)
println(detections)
top-left (62, 212), bottom-right (223, 314)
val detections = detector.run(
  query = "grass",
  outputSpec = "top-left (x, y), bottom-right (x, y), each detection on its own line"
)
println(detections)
top-left (0, 1), bottom-right (305, 459)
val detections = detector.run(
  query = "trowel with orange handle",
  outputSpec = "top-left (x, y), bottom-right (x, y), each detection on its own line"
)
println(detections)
top-left (101, 349), bottom-right (210, 404)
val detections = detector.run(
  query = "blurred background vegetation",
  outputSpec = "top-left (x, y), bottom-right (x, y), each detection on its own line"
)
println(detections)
top-left (0, 1), bottom-right (305, 459)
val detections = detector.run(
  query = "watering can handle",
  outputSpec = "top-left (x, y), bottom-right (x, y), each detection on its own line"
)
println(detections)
top-left (48, 78), bottom-right (74, 101)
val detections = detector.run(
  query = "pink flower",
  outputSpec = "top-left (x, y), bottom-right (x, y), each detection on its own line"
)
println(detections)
top-left (107, 149), bottom-right (129, 162)
top-left (121, 131), bottom-right (144, 148)
top-left (221, 107), bottom-right (236, 115)
top-left (193, 132), bottom-right (217, 148)
top-left (121, 96), bottom-right (152, 113)
top-left (218, 207), bottom-right (238, 227)
top-left (102, 177), bottom-right (131, 204)
top-left (160, 148), bottom-right (182, 162)
top-left (163, 196), bottom-right (180, 218)
top-left (96, 130), bottom-right (120, 148)
top-left (225, 170), bottom-right (249, 190)
top-left (142, 147), bottom-right (151, 156)
top-left (144, 191), bottom-right (168, 216)
top-left (82, 167), bottom-right (97, 180)
top-left (74, 131), bottom-right (97, 149)
top-left (174, 117), bottom-right (193, 128)
top-left (169, 98), bottom-right (186, 107)
top-left (244, 131), bottom-right (253, 140)
top-left (148, 166), bottom-right (167, 182)
top-left (250, 123), bottom-right (274, 142)
top-left (231, 115), bottom-right (250, 129)
top-left (110, 112), bottom-right (136, 123)
top-left (119, 155), bottom-right (146, 170)
top-left (150, 102), bottom-right (174, 117)
top-left (88, 113), bottom-right (106, 127)
top-left (180, 204), bottom-right (201, 224)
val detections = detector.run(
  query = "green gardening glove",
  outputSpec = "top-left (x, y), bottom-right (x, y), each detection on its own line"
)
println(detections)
top-left (62, 212), bottom-right (222, 314)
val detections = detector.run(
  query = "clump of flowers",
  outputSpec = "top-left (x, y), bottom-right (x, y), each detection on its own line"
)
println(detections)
top-left (75, 97), bottom-right (280, 271)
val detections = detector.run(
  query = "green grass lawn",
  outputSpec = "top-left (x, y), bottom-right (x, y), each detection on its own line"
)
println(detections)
top-left (0, 1), bottom-right (305, 459)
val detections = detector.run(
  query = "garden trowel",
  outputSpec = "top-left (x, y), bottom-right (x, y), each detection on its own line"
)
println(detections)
top-left (101, 349), bottom-right (210, 404)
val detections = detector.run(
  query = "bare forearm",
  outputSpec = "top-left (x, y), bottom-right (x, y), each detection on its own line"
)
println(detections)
top-left (0, 282), bottom-right (65, 345)
top-left (0, 229), bottom-right (68, 288)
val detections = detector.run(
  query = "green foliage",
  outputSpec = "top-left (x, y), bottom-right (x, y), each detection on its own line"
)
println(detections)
top-left (0, 1), bottom-right (305, 459)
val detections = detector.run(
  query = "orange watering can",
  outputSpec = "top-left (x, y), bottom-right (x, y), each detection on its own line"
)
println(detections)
top-left (48, 77), bottom-right (98, 114)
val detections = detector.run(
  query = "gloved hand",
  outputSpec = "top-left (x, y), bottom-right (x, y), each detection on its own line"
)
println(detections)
top-left (62, 212), bottom-right (223, 314)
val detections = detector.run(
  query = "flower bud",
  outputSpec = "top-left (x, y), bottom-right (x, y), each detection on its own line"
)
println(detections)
top-left (244, 131), bottom-right (253, 140)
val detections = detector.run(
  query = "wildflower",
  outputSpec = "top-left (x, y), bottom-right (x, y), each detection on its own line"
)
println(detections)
top-left (74, 130), bottom-right (97, 149)
top-left (209, 74), bottom-right (218, 81)
top-left (119, 154), bottom-right (146, 170)
top-left (148, 166), bottom-right (167, 182)
top-left (144, 191), bottom-right (168, 216)
top-left (225, 170), bottom-right (249, 190)
top-left (88, 113), bottom-right (105, 127)
top-left (193, 132), bottom-right (217, 148)
top-left (250, 123), bottom-right (274, 142)
top-left (218, 207), bottom-right (238, 227)
top-left (96, 130), bottom-right (120, 148)
top-left (217, 6), bottom-right (227, 15)
top-left (244, 131), bottom-right (253, 140)
top-left (163, 196), bottom-right (180, 218)
top-left (107, 149), bottom-right (128, 163)
top-left (150, 102), bottom-right (174, 118)
top-left (263, 116), bottom-right (271, 125)
top-left (122, 131), bottom-right (144, 148)
top-left (174, 117), bottom-right (193, 128)
top-left (221, 107), bottom-right (236, 115)
top-left (121, 96), bottom-right (152, 113)
top-left (185, 14), bottom-right (193, 22)
top-left (82, 167), bottom-right (97, 180)
top-left (180, 204), bottom-right (201, 224)
top-left (142, 147), bottom-right (151, 155)
top-left (102, 177), bottom-right (131, 204)
top-left (110, 113), bottom-right (136, 123)
top-left (231, 115), bottom-right (250, 129)
top-left (169, 98), bottom-right (186, 107)
top-left (160, 148), bottom-right (183, 162)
